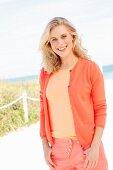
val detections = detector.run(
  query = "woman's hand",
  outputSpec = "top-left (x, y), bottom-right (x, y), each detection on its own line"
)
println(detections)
top-left (83, 146), bottom-right (100, 169)
top-left (43, 144), bottom-right (56, 169)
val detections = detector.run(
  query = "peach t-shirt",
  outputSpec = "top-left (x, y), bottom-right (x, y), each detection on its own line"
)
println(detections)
top-left (46, 63), bottom-right (77, 140)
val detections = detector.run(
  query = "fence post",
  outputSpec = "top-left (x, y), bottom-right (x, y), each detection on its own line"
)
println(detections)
top-left (22, 92), bottom-right (28, 122)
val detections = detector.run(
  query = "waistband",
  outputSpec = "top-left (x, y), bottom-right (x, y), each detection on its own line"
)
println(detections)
top-left (52, 137), bottom-right (80, 144)
top-left (52, 137), bottom-right (91, 150)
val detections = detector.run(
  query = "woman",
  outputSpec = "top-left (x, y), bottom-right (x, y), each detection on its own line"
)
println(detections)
top-left (39, 17), bottom-right (108, 170)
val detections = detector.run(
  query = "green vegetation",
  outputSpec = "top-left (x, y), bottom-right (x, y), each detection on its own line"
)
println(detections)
top-left (0, 80), bottom-right (40, 136)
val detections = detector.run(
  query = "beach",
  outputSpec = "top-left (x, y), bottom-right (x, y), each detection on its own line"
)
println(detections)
top-left (0, 79), bottom-right (113, 170)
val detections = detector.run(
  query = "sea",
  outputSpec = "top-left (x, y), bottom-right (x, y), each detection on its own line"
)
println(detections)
top-left (1, 65), bottom-right (113, 83)
top-left (102, 65), bottom-right (113, 79)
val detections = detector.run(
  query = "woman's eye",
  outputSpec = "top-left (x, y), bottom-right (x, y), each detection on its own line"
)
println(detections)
top-left (52, 38), bottom-right (57, 42)
top-left (62, 35), bottom-right (67, 38)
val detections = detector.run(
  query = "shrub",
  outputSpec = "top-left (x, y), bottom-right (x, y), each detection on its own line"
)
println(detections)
top-left (0, 80), bottom-right (40, 136)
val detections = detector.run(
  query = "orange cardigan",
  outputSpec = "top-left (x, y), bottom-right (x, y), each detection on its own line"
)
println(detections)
top-left (39, 58), bottom-right (107, 148)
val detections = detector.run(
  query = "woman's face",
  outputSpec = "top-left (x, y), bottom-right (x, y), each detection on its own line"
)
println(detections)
top-left (49, 25), bottom-right (74, 59)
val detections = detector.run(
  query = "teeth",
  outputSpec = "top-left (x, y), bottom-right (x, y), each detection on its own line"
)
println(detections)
top-left (58, 47), bottom-right (66, 51)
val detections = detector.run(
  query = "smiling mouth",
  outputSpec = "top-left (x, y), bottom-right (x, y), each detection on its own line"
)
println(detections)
top-left (57, 46), bottom-right (67, 51)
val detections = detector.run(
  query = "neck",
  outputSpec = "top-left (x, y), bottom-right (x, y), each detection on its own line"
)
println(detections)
top-left (61, 55), bottom-right (78, 69)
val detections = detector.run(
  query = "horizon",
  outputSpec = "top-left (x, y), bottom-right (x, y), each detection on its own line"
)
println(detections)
top-left (0, 63), bottom-right (112, 81)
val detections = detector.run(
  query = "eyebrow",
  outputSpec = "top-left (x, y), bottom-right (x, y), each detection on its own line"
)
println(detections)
top-left (50, 33), bottom-right (67, 40)
top-left (50, 37), bottom-right (57, 40)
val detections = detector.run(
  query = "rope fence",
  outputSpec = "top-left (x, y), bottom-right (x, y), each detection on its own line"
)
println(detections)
top-left (0, 91), bottom-right (39, 122)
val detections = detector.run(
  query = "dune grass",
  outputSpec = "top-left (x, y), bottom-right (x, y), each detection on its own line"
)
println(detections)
top-left (0, 80), bottom-right (40, 136)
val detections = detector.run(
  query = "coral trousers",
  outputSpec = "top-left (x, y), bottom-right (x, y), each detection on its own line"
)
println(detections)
top-left (50, 138), bottom-right (108, 170)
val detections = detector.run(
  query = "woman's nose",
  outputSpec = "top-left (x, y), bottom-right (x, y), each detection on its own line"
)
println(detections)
top-left (57, 38), bottom-right (64, 45)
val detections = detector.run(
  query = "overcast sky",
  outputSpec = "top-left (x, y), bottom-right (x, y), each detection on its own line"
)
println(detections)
top-left (0, 0), bottom-right (113, 79)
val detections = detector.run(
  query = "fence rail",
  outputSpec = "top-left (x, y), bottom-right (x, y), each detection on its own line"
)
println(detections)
top-left (0, 91), bottom-right (39, 122)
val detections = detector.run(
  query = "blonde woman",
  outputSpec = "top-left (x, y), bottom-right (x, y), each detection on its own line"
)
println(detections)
top-left (39, 17), bottom-right (108, 170)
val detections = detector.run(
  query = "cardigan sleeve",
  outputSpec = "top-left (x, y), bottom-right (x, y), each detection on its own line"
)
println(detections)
top-left (39, 67), bottom-right (47, 138)
top-left (90, 61), bottom-right (107, 128)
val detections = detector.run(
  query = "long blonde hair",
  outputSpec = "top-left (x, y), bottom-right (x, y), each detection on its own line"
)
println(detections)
top-left (39, 17), bottom-right (88, 73)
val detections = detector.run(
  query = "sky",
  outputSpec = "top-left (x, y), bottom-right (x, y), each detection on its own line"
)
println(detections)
top-left (0, 0), bottom-right (113, 79)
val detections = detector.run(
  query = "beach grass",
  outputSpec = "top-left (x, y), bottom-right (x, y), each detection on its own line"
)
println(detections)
top-left (0, 80), bottom-right (40, 136)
